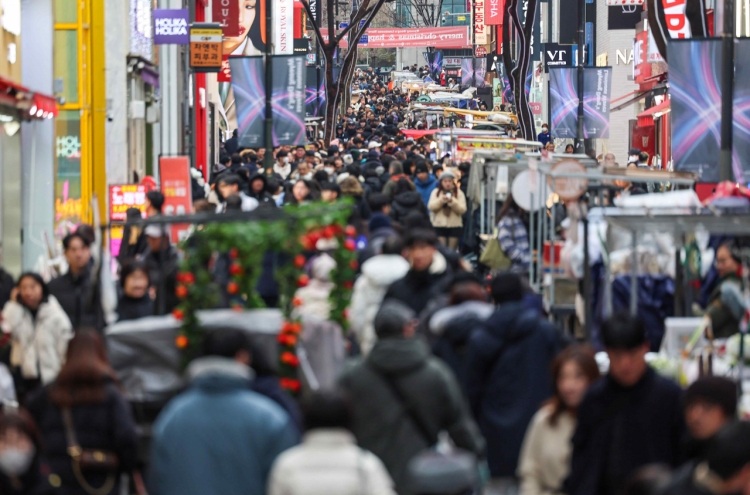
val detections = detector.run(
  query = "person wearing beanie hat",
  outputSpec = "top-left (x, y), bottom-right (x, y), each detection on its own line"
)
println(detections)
top-left (427, 170), bottom-right (466, 251)
top-left (414, 162), bottom-right (438, 207)
top-left (682, 376), bottom-right (738, 462)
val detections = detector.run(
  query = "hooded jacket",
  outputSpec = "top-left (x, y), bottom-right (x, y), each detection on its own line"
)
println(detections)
top-left (149, 358), bottom-right (298, 495)
top-left (414, 175), bottom-right (438, 206)
top-left (382, 175), bottom-right (414, 199)
top-left (350, 255), bottom-right (410, 355)
top-left (465, 301), bottom-right (565, 478)
top-left (390, 191), bottom-right (430, 225)
top-left (339, 338), bottom-right (485, 493)
top-left (247, 172), bottom-right (277, 207)
top-left (2, 297), bottom-right (73, 384)
top-left (383, 251), bottom-right (452, 316)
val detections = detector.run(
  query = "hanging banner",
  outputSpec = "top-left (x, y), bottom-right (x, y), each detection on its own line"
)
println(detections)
top-left (582, 67), bottom-right (612, 138)
top-left (669, 39), bottom-right (721, 182)
top-left (305, 65), bottom-right (324, 117)
top-left (461, 58), bottom-right (474, 89)
top-left (486, 0), bottom-right (504, 24)
top-left (732, 38), bottom-right (750, 183)
top-left (319, 26), bottom-right (470, 49)
top-left (109, 185), bottom-right (148, 223)
top-left (549, 67), bottom-right (578, 139)
top-left (274, 0), bottom-right (294, 55)
top-left (189, 24), bottom-right (223, 72)
top-left (648, 0), bottom-right (707, 61)
top-left (475, 57), bottom-right (488, 88)
top-left (212, 0), bottom-right (240, 37)
top-left (230, 56), bottom-right (307, 147)
top-left (475, 0), bottom-right (488, 44)
top-left (158, 156), bottom-right (193, 243)
top-left (153, 9), bottom-right (189, 45)
top-left (634, 29), bottom-right (652, 83)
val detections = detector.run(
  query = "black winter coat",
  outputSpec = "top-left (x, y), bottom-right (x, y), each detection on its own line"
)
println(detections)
top-left (0, 458), bottom-right (56, 495)
top-left (564, 368), bottom-right (685, 495)
top-left (26, 383), bottom-right (139, 495)
top-left (384, 266), bottom-right (452, 316)
top-left (116, 294), bottom-right (154, 321)
top-left (465, 301), bottom-right (565, 478)
top-left (0, 266), bottom-right (15, 310)
top-left (141, 247), bottom-right (179, 316)
top-left (48, 269), bottom-right (105, 331)
top-left (390, 191), bottom-right (429, 225)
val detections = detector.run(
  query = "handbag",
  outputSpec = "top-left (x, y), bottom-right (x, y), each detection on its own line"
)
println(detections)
top-left (479, 229), bottom-right (512, 270)
top-left (62, 407), bottom-right (119, 495)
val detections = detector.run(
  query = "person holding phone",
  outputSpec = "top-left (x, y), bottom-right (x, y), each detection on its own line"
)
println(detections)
top-left (428, 170), bottom-right (467, 251)
top-left (1, 273), bottom-right (73, 400)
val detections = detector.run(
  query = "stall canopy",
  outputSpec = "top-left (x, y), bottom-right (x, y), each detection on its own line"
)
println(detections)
top-left (637, 99), bottom-right (670, 127)
top-left (400, 129), bottom-right (440, 139)
top-left (0, 76), bottom-right (58, 120)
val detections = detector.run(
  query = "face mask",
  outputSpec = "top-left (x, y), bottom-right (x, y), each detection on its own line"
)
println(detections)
top-left (0, 447), bottom-right (35, 477)
top-left (283, 157), bottom-right (290, 164)
top-left (324, 167), bottom-right (335, 175)
top-left (542, 128), bottom-right (548, 133)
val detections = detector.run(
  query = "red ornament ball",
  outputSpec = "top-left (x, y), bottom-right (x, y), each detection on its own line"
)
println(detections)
top-left (229, 248), bottom-right (239, 260)
top-left (172, 308), bottom-right (184, 320)
top-left (322, 226), bottom-right (335, 239)
top-left (345, 226), bottom-right (357, 238)
top-left (344, 239), bottom-right (356, 251)
top-left (293, 255), bottom-right (307, 269)
top-left (175, 335), bottom-right (189, 349)
top-left (349, 259), bottom-right (359, 270)
top-left (182, 272), bottom-right (195, 285)
top-left (229, 263), bottom-right (243, 276)
top-left (175, 285), bottom-right (189, 299)
top-left (227, 281), bottom-right (240, 295)
top-left (343, 280), bottom-right (354, 290)
top-left (297, 274), bottom-right (310, 288)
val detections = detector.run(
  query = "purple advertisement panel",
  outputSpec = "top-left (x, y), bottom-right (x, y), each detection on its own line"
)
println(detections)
top-left (732, 38), bottom-right (750, 183)
top-left (153, 9), bottom-right (189, 45)
top-left (549, 67), bottom-right (578, 139)
top-left (583, 67), bottom-right (612, 139)
top-left (230, 56), bottom-right (307, 147)
top-left (669, 39), bottom-right (722, 182)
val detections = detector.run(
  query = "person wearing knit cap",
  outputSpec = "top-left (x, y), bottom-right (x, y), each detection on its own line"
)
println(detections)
top-left (682, 376), bottom-right (738, 463)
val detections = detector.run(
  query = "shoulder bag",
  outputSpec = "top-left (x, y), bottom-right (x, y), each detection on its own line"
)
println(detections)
top-left (479, 228), bottom-right (512, 270)
top-left (62, 407), bottom-right (119, 495)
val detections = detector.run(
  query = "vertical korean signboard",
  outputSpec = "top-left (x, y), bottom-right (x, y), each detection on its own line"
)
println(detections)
top-left (474, 0), bottom-right (488, 44)
top-left (158, 156), bottom-right (193, 242)
top-left (213, 0), bottom-right (240, 37)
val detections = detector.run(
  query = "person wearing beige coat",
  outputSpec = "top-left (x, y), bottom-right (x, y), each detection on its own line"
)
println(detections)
top-left (427, 171), bottom-right (467, 250)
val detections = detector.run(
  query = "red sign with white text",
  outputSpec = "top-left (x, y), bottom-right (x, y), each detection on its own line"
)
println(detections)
top-left (109, 184), bottom-right (147, 222)
top-left (662, 0), bottom-right (690, 38)
top-left (486, 0), bottom-right (504, 25)
top-left (634, 30), bottom-right (652, 84)
top-left (213, 0), bottom-right (240, 37)
top-left (320, 26), bottom-right (470, 49)
top-left (158, 156), bottom-right (193, 243)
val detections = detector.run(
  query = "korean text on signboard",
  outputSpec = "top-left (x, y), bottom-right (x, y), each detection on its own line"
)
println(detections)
top-left (109, 184), bottom-right (147, 222)
top-left (190, 24), bottom-right (223, 72)
top-left (158, 156), bottom-right (193, 242)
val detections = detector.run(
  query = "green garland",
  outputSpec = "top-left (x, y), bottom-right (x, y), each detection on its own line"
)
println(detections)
top-left (172, 201), bottom-right (355, 393)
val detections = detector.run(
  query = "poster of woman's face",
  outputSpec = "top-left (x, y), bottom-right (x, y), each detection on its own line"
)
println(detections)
top-left (222, 0), bottom-right (265, 56)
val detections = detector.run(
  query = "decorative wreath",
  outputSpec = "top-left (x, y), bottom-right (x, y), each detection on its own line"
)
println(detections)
top-left (171, 201), bottom-right (358, 393)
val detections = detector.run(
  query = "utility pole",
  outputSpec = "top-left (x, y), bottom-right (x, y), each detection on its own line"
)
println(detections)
top-left (263, 0), bottom-right (274, 173)
top-left (575, 0), bottom-right (585, 151)
top-left (719, 0), bottom-right (735, 181)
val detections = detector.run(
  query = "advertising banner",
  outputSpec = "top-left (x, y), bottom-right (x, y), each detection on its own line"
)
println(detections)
top-left (669, 39), bottom-right (721, 181)
top-left (475, 0), bottom-right (488, 44)
top-left (582, 67), bottom-right (612, 139)
top-left (732, 38), bottom-right (750, 183)
top-left (230, 56), bottom-right (306, 147)
top-left (158, 156), bottom-right (192, 243)
top-left (543, 43), bottom-right (574, 72)
top-left (109, 185), bottom-right (147, 223)
top-left (548, 68), bottom-right (578, 139)
top-left (305, 65), bottom-right (324, 117)
top-left (274, 0), bottom-right (294, 55)
top-left (634, 29), bottom-right (653, 83)
top-left (153, 9), bottom-right (189, 45)
top-left (608, 4), bottom-right (643, 30)
top-left (475, 57), bottom-right (488, 88)
top-left (319, 26), bottom-right (470, 49)
top-left (190, 24), bottom-right (223, 72)
top-left (212, 0), bottom-right (240, 37)
top-left (461, 58), bottom-right (474, 89)
top-left (486, 0), bottom-right (504, 24)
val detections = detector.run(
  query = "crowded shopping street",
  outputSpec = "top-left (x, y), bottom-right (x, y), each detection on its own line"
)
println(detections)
top-left (3, 0), bottom-right (750, 494)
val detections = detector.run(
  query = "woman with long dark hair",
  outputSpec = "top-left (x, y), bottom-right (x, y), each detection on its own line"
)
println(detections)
top-left (517, 345), bottom-right (600, 495)
top-left (26, 330), bottom-right (138, 495)
top-left (428, 171), bottom-right (467, 250)
top-left (496, 194), bottom-right (531, 273)
top-left (2, 273), bottom-right (72, 399)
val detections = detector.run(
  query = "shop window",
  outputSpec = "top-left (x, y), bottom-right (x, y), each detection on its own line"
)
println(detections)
top-left (53, 30), bottom-right (78, 105)
top-left (54, 0), bottom-right (78, 24)
top-left (55, 110), bottom-right (82, 228)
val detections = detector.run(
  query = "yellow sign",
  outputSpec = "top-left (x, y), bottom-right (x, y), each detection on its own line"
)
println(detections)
top-left (189, 24), bottom-right (222, 72)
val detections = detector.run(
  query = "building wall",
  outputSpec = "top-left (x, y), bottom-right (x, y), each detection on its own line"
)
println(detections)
top-left (105, 0), bottom-right (129, 185)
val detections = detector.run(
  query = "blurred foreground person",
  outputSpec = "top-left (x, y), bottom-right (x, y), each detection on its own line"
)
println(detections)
top-left (565, 314), bottom-right (684, 495)
top-left (140, 225), bottom-right (179, 316)
top-left (0, 409), bottom-right (55, 495)
top-left (661, 421), bottom-right (750, 495)
top-left (339, 300), bottom-right (484, 494)
top-left (466, 273), bottom-right (565, 491)
top-left (683, 376), bottom-right (738, 463)
top-left (27, 330), bottom-right (138, 495)
top-left (268, 390), bottom-right (395, 495)
top-left (149, 329), bottom-right (297, 495)
top-left (517, 345), bottom-right (600, 495)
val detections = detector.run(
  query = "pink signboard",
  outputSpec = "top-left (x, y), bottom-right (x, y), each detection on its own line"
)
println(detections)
top-left (320, 26), bottom-right (471, 49)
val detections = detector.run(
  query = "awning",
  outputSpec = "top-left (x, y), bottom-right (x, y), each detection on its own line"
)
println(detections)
top-left (637, 99), bottom-right (670, 127)
top-left (400, 129), bottom-right (440, 139)
top-left (611, 90), bottom-right (650, 112)
top-left (0, 75), bottom-right (58, 120)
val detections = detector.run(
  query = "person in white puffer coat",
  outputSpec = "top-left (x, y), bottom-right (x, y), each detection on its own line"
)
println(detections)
top-left (268, 390), bottom-right (396, 495)
top-left (1, 273), bottom-right (73, 392)
top-left (349, 236), bottom-right (409, 355)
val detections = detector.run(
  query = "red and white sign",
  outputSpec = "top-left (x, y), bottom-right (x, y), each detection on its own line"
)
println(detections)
top-left (274, 0), bottom-right (294, 54)
top-left (486, 0), bottom-right (503, 25)
top-left (605, 0), bottom-right (643, 4)
top-left (530, 102), bottom-right (542, 115)
top-left (109, 184), bottom-right (148, 223)
top-left (212, 0), bottom-right (239, 37)
top-left (474, 0), bottom-right (487, 44)
top-left (158, 156), bottom-right (193, 242)
top-left (475, 46), bottom-right (488, 57)
top-left (661, 0), bottom-right (691, 38)
top-left (633, 29), bottom-right (652, 84)
top-left (320, 26), bottom-right (470, 49)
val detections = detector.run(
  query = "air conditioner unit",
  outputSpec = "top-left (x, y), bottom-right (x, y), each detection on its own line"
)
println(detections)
top-left (130, 100), bottom-right (146, 119)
